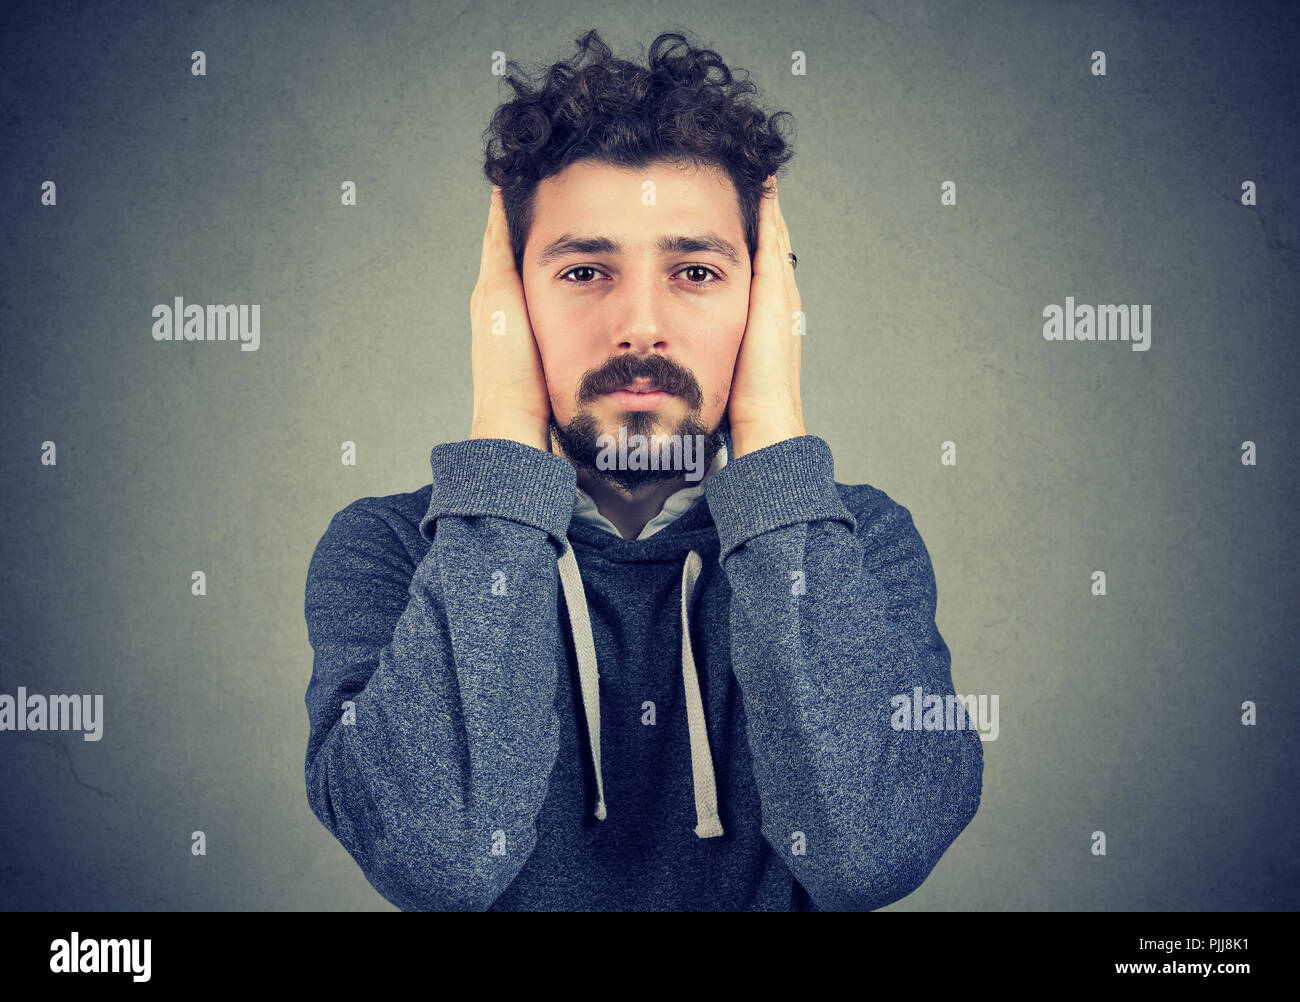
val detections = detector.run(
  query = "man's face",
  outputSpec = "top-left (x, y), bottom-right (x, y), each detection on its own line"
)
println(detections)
top-left (521, 159), bottom-right (750, 489)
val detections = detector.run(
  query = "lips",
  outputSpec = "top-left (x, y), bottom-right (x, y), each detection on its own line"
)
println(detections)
top-left (610, 381), bottom-right (666, 395)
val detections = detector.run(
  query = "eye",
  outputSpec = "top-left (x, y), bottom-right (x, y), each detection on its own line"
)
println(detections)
top-left (675, 265), bottom-right (722, 286)
top-left (556, 264), bottom-right (724, 287)
top-left (558, 265), bottom-right (607, 284)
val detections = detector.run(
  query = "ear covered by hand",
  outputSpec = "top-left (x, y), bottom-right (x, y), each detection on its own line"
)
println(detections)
top-left (726, 175), bottom-right (805, 459)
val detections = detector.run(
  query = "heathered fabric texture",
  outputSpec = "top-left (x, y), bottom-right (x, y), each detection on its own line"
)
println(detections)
top-left (303, 433), bottom-right (983, 911)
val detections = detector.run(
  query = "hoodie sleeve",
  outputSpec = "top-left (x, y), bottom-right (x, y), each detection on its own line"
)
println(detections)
top-left (303, 438), bottom-right (576, 911)
top-left (704, 434), bottom-right (983, 912)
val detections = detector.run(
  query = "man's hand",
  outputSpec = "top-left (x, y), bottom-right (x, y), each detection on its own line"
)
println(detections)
top-left (468, 186), bottom-right (552, 450)
top-left (727, 175), bottom-right (806, 459)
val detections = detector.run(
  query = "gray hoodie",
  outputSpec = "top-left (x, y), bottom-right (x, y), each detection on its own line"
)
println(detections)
top-left (303, 431), bottom-right (983, 910)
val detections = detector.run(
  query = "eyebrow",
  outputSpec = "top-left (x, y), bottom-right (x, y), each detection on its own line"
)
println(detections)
top-left (535, 232), bottom-right (742, 267)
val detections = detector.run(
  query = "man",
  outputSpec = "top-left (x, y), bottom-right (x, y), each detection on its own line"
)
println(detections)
top-left (303, 29), bottom-right (982, 911)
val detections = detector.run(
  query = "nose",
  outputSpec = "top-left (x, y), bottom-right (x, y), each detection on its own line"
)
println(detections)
top-left (610, 264), bottom-right (671, 353)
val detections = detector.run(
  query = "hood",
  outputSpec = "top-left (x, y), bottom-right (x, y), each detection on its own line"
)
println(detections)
top-left (554, 432), bottom-right (730, 839)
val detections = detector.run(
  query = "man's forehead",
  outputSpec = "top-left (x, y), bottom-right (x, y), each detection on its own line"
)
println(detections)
top-left (530, 163), bottom-right (744, 264)
top-left (541, 157), bottom-right (732, 191)
top-left (534, 162), bottom-right (738, 218)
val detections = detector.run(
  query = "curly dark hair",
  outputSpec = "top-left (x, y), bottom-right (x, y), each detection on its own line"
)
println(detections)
top-left (483, 29), bottom-right (795, 273)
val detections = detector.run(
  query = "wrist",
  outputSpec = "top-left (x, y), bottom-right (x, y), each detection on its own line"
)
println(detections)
top-left (729, 418), bottom-right (806, 459)
top-left (470, 413), bottom-right (550, 451)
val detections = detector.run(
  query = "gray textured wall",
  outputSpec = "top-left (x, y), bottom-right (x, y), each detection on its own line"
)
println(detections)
top-left (2, 0), bottom-right (1297, 910)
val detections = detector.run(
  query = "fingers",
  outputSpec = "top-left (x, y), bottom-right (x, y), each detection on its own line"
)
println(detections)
top-left (479, 187), bottom-right (495, 275)
top-left (772, 186), bottom-right (799, 310)
top-left (774, 190), bottom-right (790, 259)
top-left (754, 174), bottom-right (780, 277)
top-left (480, 186), bottom-right (508, 281)
top-left (755, 174), bottom-right (800, 315)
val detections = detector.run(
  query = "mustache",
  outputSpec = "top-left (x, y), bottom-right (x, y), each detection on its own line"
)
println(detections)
top-left (576, 354), bottom-right (704, 410)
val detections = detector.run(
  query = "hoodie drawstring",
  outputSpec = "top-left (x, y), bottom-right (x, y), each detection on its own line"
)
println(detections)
top-left (555, 542), bottom-right (724, 839)
top-left (556, 540), bottom-right (607, 821)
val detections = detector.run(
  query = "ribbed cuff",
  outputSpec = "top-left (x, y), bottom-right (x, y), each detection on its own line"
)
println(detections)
top-left (705, 435), bottom-right (856, 562)
top-left (420, 438), bottom-right (577, 550)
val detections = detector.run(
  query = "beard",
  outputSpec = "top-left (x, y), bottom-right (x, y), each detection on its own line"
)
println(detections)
top-left (550, 408), bottom-right (727, 492)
